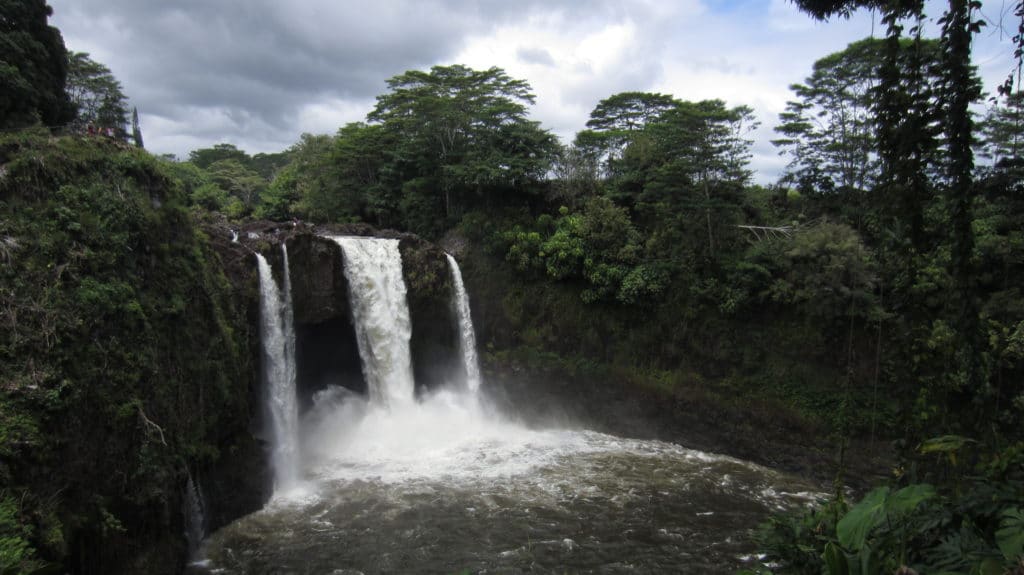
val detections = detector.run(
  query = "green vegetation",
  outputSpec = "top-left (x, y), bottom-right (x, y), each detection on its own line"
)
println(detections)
top-left (746, 440), bottom-right (1024, 574)
top-left (0, 132), bottom-right (257, 574)
top-left (171, 66), bottom-right (559, 236)
top-left (65, 52), bottom-right (128, 136)
top-left (744, 2), bottom-right (1024, 573)
top-left (0, 0), bottom-right (74, 130)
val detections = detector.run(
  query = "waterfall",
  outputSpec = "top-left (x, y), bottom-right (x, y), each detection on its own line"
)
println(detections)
top-left (329, 236), bottom-right (415, 407)
top-left (280, 244), bottom-right (298, 429)
top-left (446, 254), bottom-right (482, 393)
top-left (256, 249), bottom-right (299, 491)
top-left (184, 470), bottom-right (206, 557)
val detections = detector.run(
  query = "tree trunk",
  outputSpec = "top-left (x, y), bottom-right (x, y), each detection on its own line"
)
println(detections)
top-left (703, 178), bottom-right (715, 257)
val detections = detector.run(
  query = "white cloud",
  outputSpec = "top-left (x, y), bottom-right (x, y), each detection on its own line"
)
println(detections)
top-left (294, 98), bottom-right (375, 136)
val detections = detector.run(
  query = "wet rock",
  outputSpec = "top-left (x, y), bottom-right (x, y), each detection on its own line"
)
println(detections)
top-left (399, 236), bottom-right (462, 394)
top-left (285, 235), bottom-right (350, 325)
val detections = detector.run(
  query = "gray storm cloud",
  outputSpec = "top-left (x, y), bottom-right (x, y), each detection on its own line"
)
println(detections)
top-left (48, 0), bottom-right (1014, 179)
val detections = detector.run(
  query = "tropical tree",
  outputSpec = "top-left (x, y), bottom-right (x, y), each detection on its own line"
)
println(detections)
top-left (642, 100), bottom-right (757, 256)
top-left (979, 92), bottom-right (1024, 166)
top-left (977, 92), bottom-right (1024, 192)
top-left (587, 91), bottom-right (679, 133)
top-left (575, 92), bottom-right (678, 177)
top-left (650, 100), bottom-right (756, 186)
top-left (265, 133), bottom-right (338, 222)
top-left (205, 158), bottom-right (265, 215)
top-left (774, 38), bottom-right (942, 194)
top-left (368, 65), bottom-right (558, 228)
top-left (549, 143), bottom-right (601, 210)
top-left (330, 122), bottom-right (397, 225)
top-left (0, 0), bottom-right (74, 129)
top-left (131, 106), bottom-right (143, 148)
top-left (249, 151), bottom-right (291, 180)
top-left (792, 1), bottom-right (984, 390)
top-left (65, 52), bottom-right (129, 134)
top-left (188, 143), bottom-right (250, 170)
top-left (939, 0), bottom-right (985, 391)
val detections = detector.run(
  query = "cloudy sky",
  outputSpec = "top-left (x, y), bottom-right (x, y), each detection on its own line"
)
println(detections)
top-left (49, 0), bottom-right (1020, 182)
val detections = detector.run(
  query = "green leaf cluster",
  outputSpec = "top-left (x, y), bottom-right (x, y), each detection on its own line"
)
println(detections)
top-left (756, 441), bottom-right (1024, 575)
top-left (65, 52), bottom-right (128, 135)
top-left (497, 197), bottom-right (660, 305)
top-left (0, 0), bottom-right (74, 129)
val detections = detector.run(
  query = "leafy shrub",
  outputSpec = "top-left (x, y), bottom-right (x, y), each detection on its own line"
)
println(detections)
top-left (752, 440), bottom-right (1024, 575)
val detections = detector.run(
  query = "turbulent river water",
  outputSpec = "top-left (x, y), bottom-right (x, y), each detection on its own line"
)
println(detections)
top-left (188, 389), bottom-right (820, 574)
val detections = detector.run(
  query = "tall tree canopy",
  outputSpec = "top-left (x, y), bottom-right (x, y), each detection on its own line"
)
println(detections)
top-left (979, 91), bottom-right (1024, 167)
top-left (573, 92), bottom-right (757, 262)
top-left (639, 100), bottom-right (757, 257)
top-left (259, 133), bottom-right (338, 222)
top-left (596, 97), bottom-right (756, 209)
top-left (368, 65), bottom-right (558, 231)
top-left (586, 92), bottom-right (679, 133)
top-left (205, 158), bottom-right (265, 215)
top-left (0, 0), bottom-right (73, 129)
top-left (131, 106), bottom-right (143, 148)
top-left (188, 143), bottom-right (250, 170)
top-left (575, 92), bottom-right (678, 176)
top-left (65, 51), bottom-right (128, 133)
top-left (773, 37), bottom-right (942, 194)
top-left (791, 0), bottom-right (923, 19)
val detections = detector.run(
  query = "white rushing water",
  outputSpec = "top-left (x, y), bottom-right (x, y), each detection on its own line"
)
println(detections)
top-left (279, 244), bottom-right (298, 436)
top-left (446, 254), bottom-right (482, 393)
top-left (256, 251), bottom-right (299, 492)
top-left (183, 470), bottom-right (206, 558)
top-left (329, 236), bottom-right (415, 407)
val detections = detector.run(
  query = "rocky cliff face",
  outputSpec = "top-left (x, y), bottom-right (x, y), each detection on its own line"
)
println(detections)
top-left (0, 134), bottom-right (268, 575)
top-left (280, 233), bottom-right (350, 326)
top-left (399, 236), bottom-right (462, 394)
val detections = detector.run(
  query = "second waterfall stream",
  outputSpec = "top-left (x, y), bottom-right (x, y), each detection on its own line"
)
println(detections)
top-left (255, 246), bottom-right (298, 492)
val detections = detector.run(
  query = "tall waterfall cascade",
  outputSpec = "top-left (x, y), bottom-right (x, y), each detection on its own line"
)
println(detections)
top-left (256, 249), bottom-right (299, 492)
top-left (446, 254), bottom-right (482, 392)
top-left (328, 236), bottom-right (415, 407)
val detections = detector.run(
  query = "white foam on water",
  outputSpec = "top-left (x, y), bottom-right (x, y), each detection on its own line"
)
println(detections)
top-left (280, 379), bottom-right (822, 513)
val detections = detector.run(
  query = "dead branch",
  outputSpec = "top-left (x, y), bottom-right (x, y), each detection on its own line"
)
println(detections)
top-left (137, 405), bottom-right (167, 446)
top-left (737, 225), bottom-right (795, 242)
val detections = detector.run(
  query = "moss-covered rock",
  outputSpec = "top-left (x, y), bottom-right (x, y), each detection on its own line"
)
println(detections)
top-left (399, 236), bottom-right (462, 393)
top-left (0, 132), bottom-right (266, 574)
